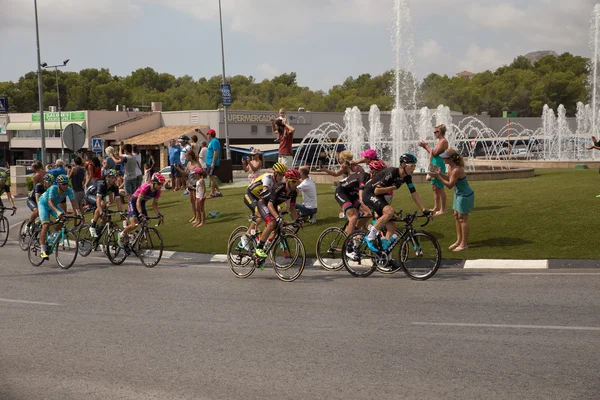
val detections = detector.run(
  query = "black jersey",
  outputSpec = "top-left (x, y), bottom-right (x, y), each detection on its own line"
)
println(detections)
top-left (28, 182), bottom-right (45, 202)
top-left (260, 181), bottom-right (297, 207)
top-left (364, 167), bottom-right (416, 194)
top-left (85, 179), bottom-right (120, 199)
top-left (338, 171), bottom-right (370, 193)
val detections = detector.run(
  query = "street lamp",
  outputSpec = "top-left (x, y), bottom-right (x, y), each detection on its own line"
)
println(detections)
top-left (34, 0), bottom-right (46, 164)
top-left (218, 0), bottom-right (231, 160)
top-left (42, 59), bottom-right (69, 161)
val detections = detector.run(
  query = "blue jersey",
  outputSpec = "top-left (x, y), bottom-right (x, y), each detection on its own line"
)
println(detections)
top-left (38, 185), bottom-right (74, 207)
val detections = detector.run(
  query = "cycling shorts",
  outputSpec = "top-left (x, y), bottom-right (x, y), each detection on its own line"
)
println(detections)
top-left (127, 197), bottom-right (147, 219)
top-left (361, 188), bottom-right (388, 218)
top-left (38, 202), bottom-right (61, 224)
top-left (334, 188), bottom-right (360, 213)
top-left (256, 199), bottom-right (276, 224)
top-left (26, 198), bottom-right (38, 211)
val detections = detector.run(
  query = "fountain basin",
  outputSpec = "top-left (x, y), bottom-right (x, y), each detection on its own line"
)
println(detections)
top-left (468, 159), bottom-right (600, 169)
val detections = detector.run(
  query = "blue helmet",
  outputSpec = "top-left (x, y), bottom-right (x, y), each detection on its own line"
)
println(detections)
top-left (55, 174), bottom-right (69, 184)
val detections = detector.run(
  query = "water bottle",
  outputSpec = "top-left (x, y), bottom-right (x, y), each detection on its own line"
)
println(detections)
top-left (48, 232), bottom-right (58, 246)
top-left (208, 211), bottom-right (220, 219)
top-left (123, 220), bottom-right (128, 228)
top-left (389, 233), bottom-right (400, 245)
top-left (128, 233), bottom-right (135, 243)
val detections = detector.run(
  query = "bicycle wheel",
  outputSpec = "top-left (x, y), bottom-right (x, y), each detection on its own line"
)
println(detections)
top-left (137, 227), bottom-right (163, 268)
top-left (55, 229), bottom-right (79, 270)
top-left (0, 217), bottom-right (8, 247)
top-left (27, 230), bottom-right (45, 267)
top-left (271, 233), bottom-right (305, 282)
top-left (18, 220), bottom-right (31, 251)
top-left (398, 231), bottom-right (441, 281)
top-left (316, 227), bottom-right (347, 271)
top-left (228, 225), bottom-right (248, 243)
top-left (105, 228), bottom-right (127, 265)
top-left (227, 232), bottom-right (256, 278)
top-left (77, 223), bottom-right (94, 257)
top-left (342, 230), bottom-right (377, 277)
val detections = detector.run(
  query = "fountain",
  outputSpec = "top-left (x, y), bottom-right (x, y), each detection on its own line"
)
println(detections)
top-left (294, 1), bottom-right (600, 180)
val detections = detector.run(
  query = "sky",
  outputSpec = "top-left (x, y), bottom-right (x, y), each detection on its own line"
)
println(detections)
top-left (0, 0), bottom-right (597, 91)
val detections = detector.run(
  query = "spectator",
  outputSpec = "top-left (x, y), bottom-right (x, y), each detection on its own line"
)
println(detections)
top-left (103, 146), bottom-right (121, 176)
top-left (353, 149), bottom-right (378, 168)
top-left (432, 148), bottom-right (474, 252)
top-left (193, 167), bottom-right (207, 228)
top-left (270, 115), bottom-right (295, 169)
top-left (175, 150), bottom-right (202, 224)
top-left (145, 150), bottom-right (156, 175)
top-left (419, 124), bottom-right (449, 216)
top-left (198, 141), bottom-right (208, 169)
top-left (68, 156), bottom-right (86, 209)
top-left (120, 144), bottom-right (138, 196)
top-left (143, 163), bottom-right (152, 184)
top-left (133, 145), bottom-right (143, 189)
top-left (242, 148), bottom-right (263, 184)
top-left (296, 166), bottom-right (318, 223)
top-left (84, 153), bottom-right (102, 187)
top-left (48, 159), bottom-right (69, 213)
top-left (320, 150), bottom-right (357, 179)
top-left (168, 138), bottom-right (182, 191)
top-left (205, 129), bottom-right (223, 198)
top-left (191, 134), bottom-right (200, 156)
top-left (178, 135), bottom-right (193, 195)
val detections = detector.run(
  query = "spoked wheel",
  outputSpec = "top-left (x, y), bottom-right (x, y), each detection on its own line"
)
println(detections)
top-left (0, 216), bottom-right (9, 247)
top-left (27, 230), bottom-right (45, 267)
top-left (228, 226), bottom-right (248, 243)
top-left (227, 232), bottom-right (256, 278)
top-left (55, 229), bottom-right (79, 270)
top-left (137, 227), bottom-right (163, 268)
top-left (77, 223), bottom-right (95, 257)
top-left (316, 227), bottom-right (347, 271)
top-left (18, 220), bottom-right (31, 251)
top-left (342, 230), bottom-right (377, 277)
top-left (106, 228), bottom-right (127, 265)
top-left (271, 233), bottom-right (306, 282)
top-left (398, 231), bottom-right (441, 281)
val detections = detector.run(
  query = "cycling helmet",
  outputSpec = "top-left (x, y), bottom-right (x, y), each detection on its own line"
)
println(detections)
top-left (284, 169), bottom-right (301, 180)
top-left (0, 172), bottom-right (6, 182)
top-left (151, 173), bottom-right (166, 184)
top-left (43, 174), bottom-right (55, 184)
top-left (55, 174), bottom-right (69, 184)
top-left (178, 134), bottom-right (190, 142)
top-left (105, 169), bottom-right (118, 178)
top-left (369, 160), bottom-right (387, 172)
top-left (399, 152), bottom-right (417, 165)
top-left (272, 162), bottom-right (287, 174)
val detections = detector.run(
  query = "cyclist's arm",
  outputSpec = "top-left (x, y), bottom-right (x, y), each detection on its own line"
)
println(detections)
top-left (48, 195), bottom-right (62, 215)
top-left (136, 196), bottom-right (144, 215)
top-left (96, 194), bottom-right (106, 210)
top-left (410, 191), bottom-right (428, 213)
top-left (267, 202), bottom-right (279, 219)
top-left (152, 198), bottom-right (160, 215)
top-left (7, 192), bottom-right (15, 208)
top-left (374, 185), bottom-right (396, 195)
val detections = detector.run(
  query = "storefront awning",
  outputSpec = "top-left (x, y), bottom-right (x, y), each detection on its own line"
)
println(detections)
top-left (230, 143), bottom-right (299, 157)
top-left (117, 125), bottom-right (209, 146)
top-left (6, 121), bottom-right (86, 130)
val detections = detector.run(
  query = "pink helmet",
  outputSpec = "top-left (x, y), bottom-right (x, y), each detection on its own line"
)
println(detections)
top-left (369, 160), bottom-right (387, 172)
top-left (151, 173), bottom-right (166, 184)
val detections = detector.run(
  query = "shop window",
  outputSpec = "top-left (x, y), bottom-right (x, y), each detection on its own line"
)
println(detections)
top-left (251, 125), bottom-right (258, 134)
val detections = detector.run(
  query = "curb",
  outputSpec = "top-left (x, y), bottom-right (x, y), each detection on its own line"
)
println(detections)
top-left (158, 251), bottom-right (600, 269)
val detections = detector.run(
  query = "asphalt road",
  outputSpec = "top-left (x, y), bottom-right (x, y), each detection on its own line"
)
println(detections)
top-left (1, 232), bottom-right (599, 400)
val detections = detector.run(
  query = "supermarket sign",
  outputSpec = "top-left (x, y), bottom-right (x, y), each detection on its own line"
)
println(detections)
top-left (32, 111), bottom-right (86, 122)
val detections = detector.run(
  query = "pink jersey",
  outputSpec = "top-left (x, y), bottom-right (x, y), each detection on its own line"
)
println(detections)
top-left (132, 183), bottom-right (161, 201)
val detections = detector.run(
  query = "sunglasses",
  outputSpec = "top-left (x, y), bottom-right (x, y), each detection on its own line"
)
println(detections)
top-left (434, 130), bottom-right (440, 133)
top-left (287, 179), bottom-right (299, 183)
top-left (59, 183), bottom-right (69, 186)
top-left (405, 163), bottom-right (416, 168)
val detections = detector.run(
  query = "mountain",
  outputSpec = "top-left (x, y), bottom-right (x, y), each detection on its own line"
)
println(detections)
top-left (523, 50), bottom-right (559, 64)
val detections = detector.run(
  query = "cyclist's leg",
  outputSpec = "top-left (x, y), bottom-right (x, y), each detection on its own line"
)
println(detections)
top-left (362, 191), bottom-right (390, 251)
top-left (254, 200), bottom-right (276, 257)
top-left (335, 189), bottom-right (356, 235)
top-left (243, 193), bottom-right (259, 234)
top-left (356, 203), bottom-right (371, 230)
top-left (344, 207), bottom-right (359, 235)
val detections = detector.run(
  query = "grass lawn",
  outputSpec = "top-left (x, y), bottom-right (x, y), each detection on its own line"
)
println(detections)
top-left (155, 169), bottom-right (600, 259)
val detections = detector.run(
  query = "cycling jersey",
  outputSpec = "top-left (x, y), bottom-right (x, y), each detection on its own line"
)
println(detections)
top-left (86, 179), bottom-right (120, 199)
top-left (131, 183), bottom-right (161, 202)
top-left (260, 181), bottom-right (297, 207)
top-left (247, 173), bottom-right (274, 199)
top-left (338, 171), bottom-right (370, 194)
top-left (0, 183), bottom-right (10, 197)
top-left (26, 182), bottom-right (46, 210)
top-left (363, 167), bottom-right (415, 194)
top-left (38, 185), bottom-right (73, 223)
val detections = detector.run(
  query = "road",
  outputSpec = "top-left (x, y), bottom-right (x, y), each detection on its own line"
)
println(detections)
top-left (1, 203), bottom-right (599, 399)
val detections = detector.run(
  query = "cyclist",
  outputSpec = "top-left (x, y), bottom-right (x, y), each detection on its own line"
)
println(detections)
top-left (37, 174), bottom-right (83, 260)
top-left (119, 173), bottom-right (165, 247)
top-left (362, 153), bottom-right (430, 255)
top-left (25, 173), bottom-right (54, 233)
top-left (241, 162), bottom-right (287, 246)
top-left (253, 169), bottom-right (301, 259)
top-left (0, 171), bottom-right (16, 212)
top-left (86, 169), bottom-right (124, 237)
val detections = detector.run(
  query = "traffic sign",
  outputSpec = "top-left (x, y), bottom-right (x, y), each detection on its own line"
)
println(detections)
top-left (0, 97), bottom-right (7, 113)
top-left (220, 83), bottom-right (232, 107)
top-left (63, 123), bottom-right (86, 151)
top-left (91, 138), bottom-right (103, 153)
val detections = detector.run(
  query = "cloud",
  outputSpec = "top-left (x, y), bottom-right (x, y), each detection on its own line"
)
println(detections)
top-left (1, 0), bottom-right (142, 30)
top-left (458, 44), bottom-right (513, 73)
top-left (256, 63), bottom-right (279, 80)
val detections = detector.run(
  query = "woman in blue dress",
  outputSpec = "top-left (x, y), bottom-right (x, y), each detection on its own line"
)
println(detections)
top-left (432, 148), bottom-right (474, 252)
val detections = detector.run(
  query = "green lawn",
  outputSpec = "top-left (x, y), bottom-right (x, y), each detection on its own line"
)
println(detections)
top-left (156, 169), bottom-right (600, 259)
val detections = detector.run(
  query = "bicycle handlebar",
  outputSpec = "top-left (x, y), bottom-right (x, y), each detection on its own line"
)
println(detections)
top-left (0, 207), bottom-right (17, 216)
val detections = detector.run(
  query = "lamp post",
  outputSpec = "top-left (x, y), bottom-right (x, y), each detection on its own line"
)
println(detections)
top-left (34, 0), bottom-right (46, 164)
top-left (218, 0), bottom-right (231, 160)
top-left (42, 59), bottom-right (69, 161)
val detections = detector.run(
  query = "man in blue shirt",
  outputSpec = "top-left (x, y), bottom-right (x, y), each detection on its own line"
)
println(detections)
top-left (168, 138), bottom-right (183, 191)
top-left (47, 159), bottom-right (67, 185)
top-left (205, 129), bottom-right (222, 198)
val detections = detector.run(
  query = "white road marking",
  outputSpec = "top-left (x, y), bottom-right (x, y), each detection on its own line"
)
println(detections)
top-left (464, 259), bottom-right (548, 269)
top-left (412, 322), bottom-right (600, 332)
top-left (0, 298), bottom-right (61, 306)
top-left (510, 273), bottom-right (600, 276)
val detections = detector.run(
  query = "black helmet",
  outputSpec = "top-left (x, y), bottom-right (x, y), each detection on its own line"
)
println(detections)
top-left (399, 152), bottom-right (417, 165)
top-left (178, 135), bottom-right (190, 142)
